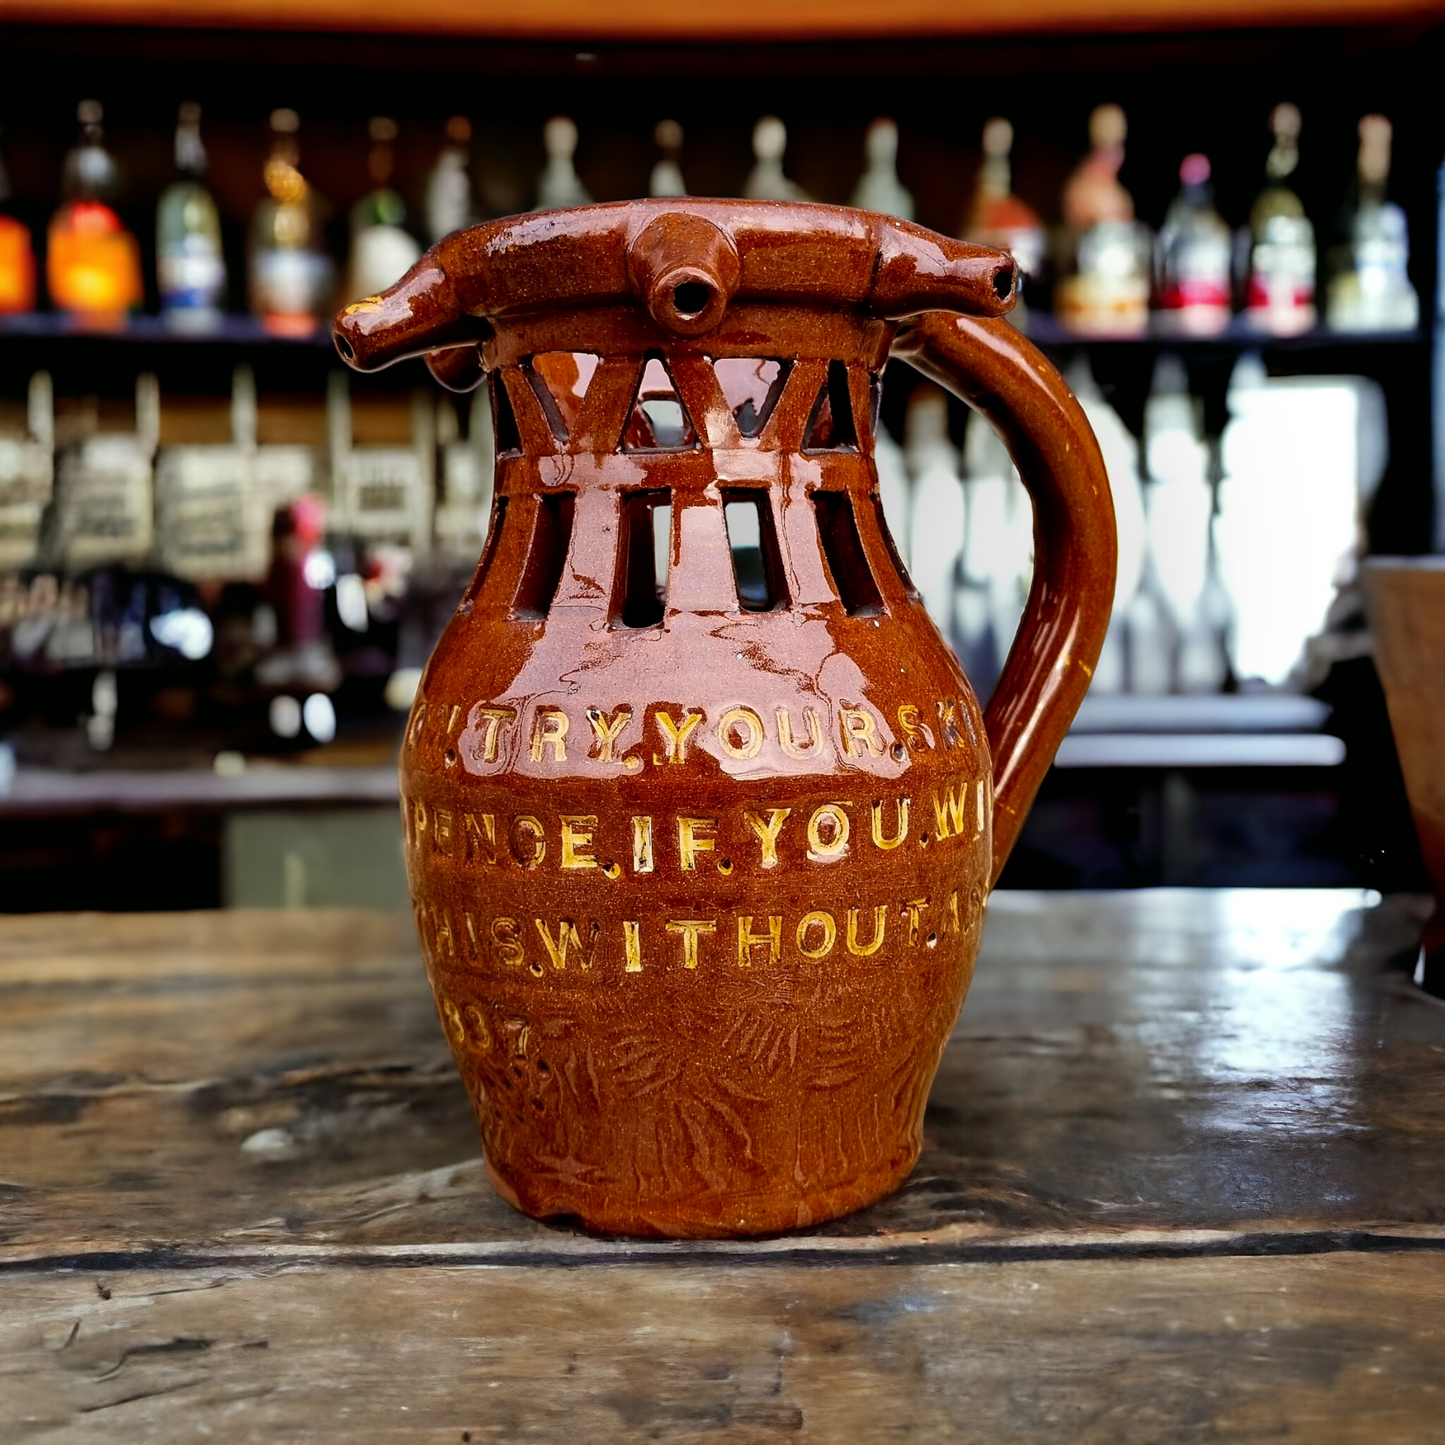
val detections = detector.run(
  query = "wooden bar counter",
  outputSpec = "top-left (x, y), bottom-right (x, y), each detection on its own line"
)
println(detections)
top-left (2, 890), bottom-right (1443, 1440)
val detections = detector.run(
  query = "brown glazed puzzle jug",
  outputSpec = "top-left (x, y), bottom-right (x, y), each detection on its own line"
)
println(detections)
top-left (334, 201), bottom-right (1116, 1237)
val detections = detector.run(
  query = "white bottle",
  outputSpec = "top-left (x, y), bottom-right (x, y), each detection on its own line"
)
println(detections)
top-left (435, 387), bottom-right (496, 561)
top-left (536, 116), bottom-right (592, 210)
top-left (426, 116), bottom-right (474, 244)
top-left (649, 120), bottom-right (687, 198)
top-left (851, 118), bottom-right (914, 221)
top-left (1130, 357), bottom-right (1192, 692)
top-left (1244, 103), bottom-right (1317, 337)
top-left (744, 116), bottom-right (809, 202)
top-left (1326, 115), bottom-right (1419, 333)
top-left (874, 418), bottom-right (912, 570)
top-left (962, 408), bottom-right (1033, 686)
top-left (1065, 355), bottom-right (1146, 693)
top-left (346, 118), bottom-right (422, 305)
top-left (156, 103), bottom-right (227, 332)
top-left (903, 386), bottom-right (964, 644)
top-left (1125, 582), bottom-right (1176, 696)
top-left (1142, 355), bottom-right (1229, 691)
top-left (1143, 356), bottom-right (1214, 624)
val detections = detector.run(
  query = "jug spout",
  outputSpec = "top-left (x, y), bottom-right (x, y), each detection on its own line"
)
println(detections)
top-left (334, 262), bottom-right (477, 372)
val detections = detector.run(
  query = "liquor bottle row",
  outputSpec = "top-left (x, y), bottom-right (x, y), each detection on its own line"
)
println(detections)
top-left (0, 101), bottom-right (1420, 338)
top-left (881, 352), bottom-right (1384, 700)
top-left (0, 365), bottom-right (494, 746)
top-left (0, 366), bottom-right (493, 582)
top-left (0, 338), bottom-right (1381, 726)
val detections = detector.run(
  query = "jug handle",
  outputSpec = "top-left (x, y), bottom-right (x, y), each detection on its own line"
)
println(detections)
top-left (891, 312), bottom-right (1117, 887)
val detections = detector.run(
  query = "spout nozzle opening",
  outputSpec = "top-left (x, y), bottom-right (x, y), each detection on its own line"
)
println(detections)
top-left (672, 280), bottom-right (712, 319)
top-left (992, 263), bottom-right (1015, 304)
top-left (642, 264), bottom-right (729, 335)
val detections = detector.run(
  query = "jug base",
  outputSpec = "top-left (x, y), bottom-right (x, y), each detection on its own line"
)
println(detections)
top-left (484, 1150), bottom-right (920, 1240)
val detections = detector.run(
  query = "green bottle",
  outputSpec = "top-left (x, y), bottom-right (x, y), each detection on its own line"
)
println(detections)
top-left (157, 103), bottom-right (227, 331)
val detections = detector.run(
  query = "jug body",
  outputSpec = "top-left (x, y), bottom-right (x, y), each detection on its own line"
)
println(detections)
top-left (338, 201), bottom-right (1114, 1237)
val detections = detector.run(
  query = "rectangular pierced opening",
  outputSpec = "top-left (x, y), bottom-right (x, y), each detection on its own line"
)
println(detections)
top-left (464, 494), bottom-right (509, 602)
top-left (812, 490), bottom-right (882, 617)
top-left (492, 373), bottom-right (521, 456)
top-left (652, 501), bottom-right (671, 600)
top-left (511, 492), bottom-right (574, 619)
top-left (722, 490), bottom-right (788, 612)
top-left (869, 491), bottom-right (918, 598)
top-left (616, 490), bottom-right (669, 628)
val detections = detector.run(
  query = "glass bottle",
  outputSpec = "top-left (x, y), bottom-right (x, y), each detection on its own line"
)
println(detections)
top-left (0, 123), bottom-right (36, 313)
top-left (743, 116), bottom-right (808, 202)
top-left (1065, 355), bottom-right (1147, 692)
top-left (1244, 103), bottom-right (1316, 336)
top-left (156, 102), bottom-right (227, 332)
top-left (1154, 153), bottom-right (1232, 336)
top-left (249, 108), bottom-right (333, 337)
top-left (649, 120), bottom-right (687, 199)
top-left (1326, 114), bottom-right (1419, 333)
top-left (851, 118), bottom-right (914, 221)
top-left (345, 117), bottom-right (422, 305)
top-left (425, 115), bottom-right (474, 244)
top-left (535, 116), bottom-right (592, 210)
top-left (46, 100), bottom-right (143, 323)
top-left (1141, 353), bottom-right (1225, 691)
top-left (1054, 104), bottom-right (1150, 336)
top-left (962, 118), bottom-right (1044, 312)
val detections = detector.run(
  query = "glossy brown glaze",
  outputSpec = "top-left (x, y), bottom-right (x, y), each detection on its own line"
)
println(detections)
top-left (334, 200), bottom-right (1115, 1237)
top-left (1363, 560), bottom-right (1445, 965)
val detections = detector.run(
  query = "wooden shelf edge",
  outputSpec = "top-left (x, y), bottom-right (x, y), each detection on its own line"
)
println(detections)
top-left (3, 0), bottom-right (1443, 40)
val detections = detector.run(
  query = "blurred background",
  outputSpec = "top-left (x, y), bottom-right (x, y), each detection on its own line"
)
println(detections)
top-left (0, 0), bottom-right (1441, 909)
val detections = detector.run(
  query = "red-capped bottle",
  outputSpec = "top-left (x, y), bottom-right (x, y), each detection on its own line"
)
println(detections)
top-left (1154, 153), bottom-right (1232, 335)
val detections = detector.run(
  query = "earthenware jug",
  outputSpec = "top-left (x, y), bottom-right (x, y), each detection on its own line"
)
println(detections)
top-left (1363, 559), bottom-right (1445, 995)
top-left (334, 201), bottom-right (1116, 1237)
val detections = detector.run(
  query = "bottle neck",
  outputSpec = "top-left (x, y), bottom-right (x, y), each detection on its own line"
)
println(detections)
top-left (175, 126), bottom-right (207, 179)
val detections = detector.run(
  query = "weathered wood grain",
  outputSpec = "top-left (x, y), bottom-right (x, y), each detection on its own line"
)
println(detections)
top-left (1, 892), bottom-right (1439, 1256)
top-left (4, 1253), bottom-right (1445, 1443)
top-left (2, 893), bottom-right (1443, 1441)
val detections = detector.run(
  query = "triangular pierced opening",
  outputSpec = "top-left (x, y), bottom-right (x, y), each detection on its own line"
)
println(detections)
top-left (803, 361), bottom-right (858, 452)
top-left (622, 355), bottom-right (697, 451)
top-left (525, 353), bottom-right (599, 444)
top-left (492, 373), bottom-right (521, 456)
top-left (712, 358), bottom-right (792, 438)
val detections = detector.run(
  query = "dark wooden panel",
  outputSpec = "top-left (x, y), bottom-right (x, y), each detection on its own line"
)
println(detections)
top-left (1, 891), bottom-right (1440, 1259)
